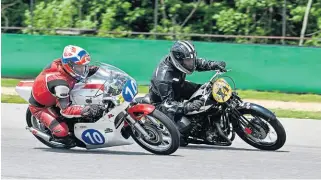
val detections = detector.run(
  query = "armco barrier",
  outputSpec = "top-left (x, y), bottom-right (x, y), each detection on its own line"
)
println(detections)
top-left (2, 33), bottom-right (321, 94)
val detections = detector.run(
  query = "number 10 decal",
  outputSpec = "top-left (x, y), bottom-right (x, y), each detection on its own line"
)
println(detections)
top-left (122, 79), bottom-right (138, 102)
top-left (81, 129), bottom-right (105, 145)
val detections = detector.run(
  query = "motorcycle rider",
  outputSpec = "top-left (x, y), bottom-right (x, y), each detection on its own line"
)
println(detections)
top-left (148, 40), bottom-right (226, 145)
top-left (28, 45), bottom-right (103, 147)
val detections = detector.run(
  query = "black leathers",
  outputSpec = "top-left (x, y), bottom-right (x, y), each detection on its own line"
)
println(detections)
top-left (149, 55), bottom-right (226, 120)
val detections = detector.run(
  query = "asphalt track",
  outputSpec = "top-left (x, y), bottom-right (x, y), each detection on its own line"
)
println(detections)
top-left (2, 103), bottom-right (321, 179)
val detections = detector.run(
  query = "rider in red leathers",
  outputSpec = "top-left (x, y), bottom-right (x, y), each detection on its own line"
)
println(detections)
top-left (28, 45), bottom-right (102, 147)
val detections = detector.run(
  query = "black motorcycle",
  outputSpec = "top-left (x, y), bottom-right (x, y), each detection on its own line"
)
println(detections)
top-left (136, 68), bottom-right (286, 151)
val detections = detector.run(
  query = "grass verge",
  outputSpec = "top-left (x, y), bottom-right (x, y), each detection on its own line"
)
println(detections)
top-left (3, 78), bottom-right (321, 103)
top-left (1, 94), bottom-right (28, 104)
top-left (237, 90), bottom-right (321, 103)
top-left (1, 94), bottom-right (320, 120)
top-left (1, 78), bottom-right (21, 87)
top-left (269, 108), bottom-right (321, 120)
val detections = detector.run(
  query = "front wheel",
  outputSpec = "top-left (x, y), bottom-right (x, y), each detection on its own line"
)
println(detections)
top-left (231, 108), bottom-right (286, 151)
top-left (129, 109), bottom-right (180, 155)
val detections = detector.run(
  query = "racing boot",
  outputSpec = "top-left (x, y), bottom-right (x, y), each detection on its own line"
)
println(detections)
top-left (175, 116), bottom-right (191, 147)
top-left (52, 134), bottom-right (76, 148)
top-left (179, 133), bottom-right (189, 147)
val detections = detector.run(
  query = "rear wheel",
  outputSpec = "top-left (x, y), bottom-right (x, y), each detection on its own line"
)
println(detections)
top-left (232, 108), bottom-right (286, 151)
top-left (129, 109), bottom-right (180, 155)
top-left (26, 108), bottom-right (70, 149)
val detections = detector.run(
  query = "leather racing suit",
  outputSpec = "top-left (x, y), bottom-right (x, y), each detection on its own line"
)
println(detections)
top-left (149, 55), bottom-right (225, 124)
top-left (28, 59), bottom-right (99, 139)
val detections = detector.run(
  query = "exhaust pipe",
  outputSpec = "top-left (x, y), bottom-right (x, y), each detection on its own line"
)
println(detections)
top-left (214, 122), bottom-right (232, 146)
top-left (26, 127), bottom-right (52, 142)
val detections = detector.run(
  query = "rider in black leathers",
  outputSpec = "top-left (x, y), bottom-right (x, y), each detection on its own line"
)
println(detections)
top-left (148, 40), bottom-right (226, 145)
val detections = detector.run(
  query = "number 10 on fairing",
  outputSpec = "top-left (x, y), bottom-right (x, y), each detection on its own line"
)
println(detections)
top-left (81, 129), bottom-right (105, 145)
top-left (85, 131), bottom-right (103, 144)
top-left (125, 80), bottom-right (137, 99)
top-left (122, 80), bottom-right (138, 102)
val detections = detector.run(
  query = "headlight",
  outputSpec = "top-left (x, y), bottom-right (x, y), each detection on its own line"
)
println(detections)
top-left (212, 78), bottom-right (232, 103)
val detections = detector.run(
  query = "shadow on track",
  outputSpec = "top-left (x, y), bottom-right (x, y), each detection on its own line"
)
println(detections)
top-left (180, 145), bottom-right (290, 153)
top-left (34, 147), bottom-right (183, 156)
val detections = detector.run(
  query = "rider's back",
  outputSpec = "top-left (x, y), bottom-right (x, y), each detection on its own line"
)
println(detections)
top-left (150, 56), bottom-right (186, 101)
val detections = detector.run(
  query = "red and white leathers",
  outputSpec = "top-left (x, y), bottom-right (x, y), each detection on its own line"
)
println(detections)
top-left (29, 59), bottom-right (97, 138)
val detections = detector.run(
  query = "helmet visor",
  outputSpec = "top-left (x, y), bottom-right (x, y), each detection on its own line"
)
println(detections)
top-left (72, 64), bottom-right (89, 78)
top-left (181, 57), bottom-right (195, 72)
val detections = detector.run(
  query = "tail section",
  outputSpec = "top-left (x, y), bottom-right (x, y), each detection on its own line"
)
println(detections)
top-left (15, 81), bottom-right (34, 102)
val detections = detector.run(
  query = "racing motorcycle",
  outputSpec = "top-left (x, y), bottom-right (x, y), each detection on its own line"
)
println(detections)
top-left (15, 62), bottom-right (180, 155)
top-left (136, 68), bottom-right (286, 151)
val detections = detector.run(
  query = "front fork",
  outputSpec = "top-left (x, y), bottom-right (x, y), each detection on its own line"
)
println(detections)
top-left (124, 112), bottom-right (151, 139)
top-left (123, 103), bottom-right (157, 139)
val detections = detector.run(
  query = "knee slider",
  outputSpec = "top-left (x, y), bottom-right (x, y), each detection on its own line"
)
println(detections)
top-left (51, 122), bottom-right (69, 137)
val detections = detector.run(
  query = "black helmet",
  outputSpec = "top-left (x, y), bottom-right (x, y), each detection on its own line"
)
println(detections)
top-left (169, 40), bottom-right (197, 74)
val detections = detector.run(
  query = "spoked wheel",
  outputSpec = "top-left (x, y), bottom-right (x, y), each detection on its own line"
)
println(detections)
top-left (26, 108), bottom-right (69, 149)
top-left (232, 109), bottom-right (286, 151)
top-left (129, 109), bottom-right (180, 155)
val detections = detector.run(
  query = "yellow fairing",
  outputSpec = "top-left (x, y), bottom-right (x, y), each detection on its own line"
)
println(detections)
top-left (212, 78), bottom-right (232, 103)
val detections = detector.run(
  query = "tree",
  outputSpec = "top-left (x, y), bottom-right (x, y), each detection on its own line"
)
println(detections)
top-left (3, 0), bottom-right (319, 46)
top-left (1, 0), bottom-right (28, 28)
top-left (299, 0), bottom-right (313, 46)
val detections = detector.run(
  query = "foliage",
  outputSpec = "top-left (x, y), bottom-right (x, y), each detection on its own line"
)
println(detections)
top-left (1, 0), bottom-right (321, 46)
top-left (1, 0), bottom-right (28, 28)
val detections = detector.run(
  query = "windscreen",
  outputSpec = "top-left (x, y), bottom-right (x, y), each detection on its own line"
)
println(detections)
top-left (87, 62), bottom-right (134, 97)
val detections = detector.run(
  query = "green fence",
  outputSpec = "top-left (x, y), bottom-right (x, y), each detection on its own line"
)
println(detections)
top-left (2, 33), bottom-right (321, 94)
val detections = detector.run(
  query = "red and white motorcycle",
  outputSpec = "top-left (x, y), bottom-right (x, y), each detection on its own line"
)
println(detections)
top-left (15, 62), bottom-right (180, 155)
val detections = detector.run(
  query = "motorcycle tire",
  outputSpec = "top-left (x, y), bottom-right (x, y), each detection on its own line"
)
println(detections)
top-left (233, 108), bottom-right (286, 151)
top-left (129, 109), bottom-right (180, 155)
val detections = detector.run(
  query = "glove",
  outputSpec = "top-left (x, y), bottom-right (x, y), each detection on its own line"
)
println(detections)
top-left (184, 99), bottom-right (204, 114)
top-left (213, 61), bottom-right (226, 72)
top-left (209, 61), bottom-right (226, 71)
top-left (81, 104), bottom-right (105, 119)
top-left (216, 61), bottom-right (226, 68)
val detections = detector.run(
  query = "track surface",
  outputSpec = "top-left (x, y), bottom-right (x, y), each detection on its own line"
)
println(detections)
top-left (2, 103), bottom-right (321, 179)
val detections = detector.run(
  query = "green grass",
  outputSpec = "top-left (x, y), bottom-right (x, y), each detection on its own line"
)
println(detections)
top-left (1, 94), bottom-right (28, 104)
top-left (1, 78), bottom-right (21, 87)
top-left (138, 85), bottom-right (149, 94)
top-left (237, 90), bottom-right (321, 103)
top-left (3, 78), bottom-right (321, 103)
top-left (270, 108), bottom-right (321, 120)
top-left (2, 94), bottom-right (320, 120)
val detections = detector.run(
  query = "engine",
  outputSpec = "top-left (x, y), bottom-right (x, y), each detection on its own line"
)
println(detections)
top-left (188, 115), bottom-right (216, 141)
top-left (188, 114), bottom-right (233, 145)
top-left (205, 127), bottom-right (219, 142)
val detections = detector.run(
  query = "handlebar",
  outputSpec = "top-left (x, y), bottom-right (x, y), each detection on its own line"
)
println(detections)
top-left (214, 68), bottom-right (231, 74)
top-left (216, 65), bottom-right (227, 72)
top-left (209, 68), bottom-right (232, 83)
top-left (194, 68), bottom-right (233, 103)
